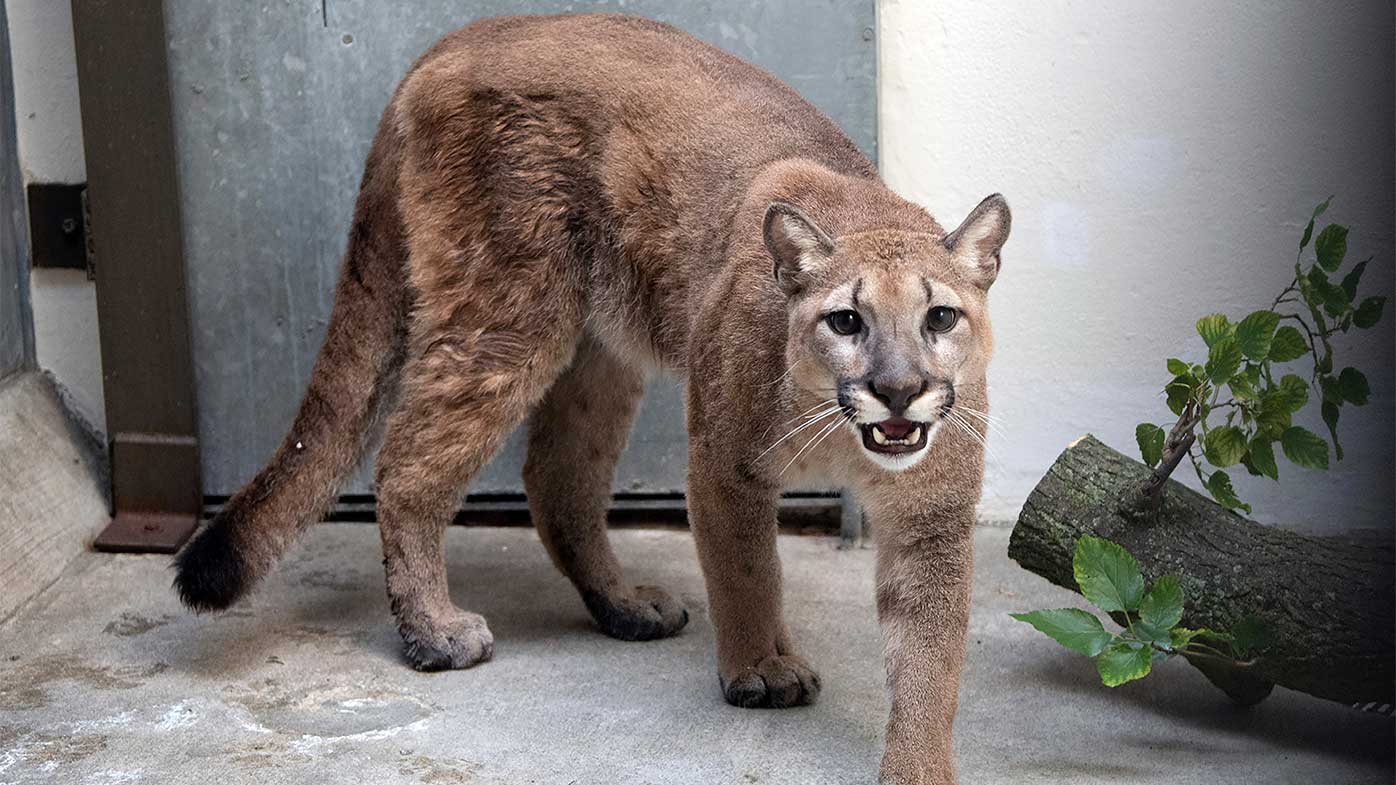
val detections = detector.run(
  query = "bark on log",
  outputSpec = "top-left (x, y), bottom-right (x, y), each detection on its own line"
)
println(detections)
top-left (1008, 435), bottom-right (1394, 710)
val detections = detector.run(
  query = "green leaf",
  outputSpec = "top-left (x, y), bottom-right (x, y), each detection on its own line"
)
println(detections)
top-left (1254, 395), bottom-right (1292, 440)
top-left (1233, 310), bottom-right (1280, 361)
top-left (1205, 337), bottom-right (1243, 385)
top-left (1316, 349), bottom-right (1332, 375)
top-left (1205, 470), bottom-right (1251, 514)
top-left (1135, 624), bottom-right (1173, 651)
top-left (1321, 400), bottom-right (1343, 462)
top-left (1097, 641), bottom-right (1153, 687)
top-left (1228, 372), bottom-right (1259, 402)
top-left (1268, 326), bottom-right (1307, 362)
top-left (1272, 374), bottom-right (1309, 413)
top-left (1231, 615), bottom-right (1271, 658)
top-left (1010, 609), bottom-right (1114, 657)
top-left (1336, 367), bottom-right (1370, 406)
top-left (1280, 426), bottom-right (1329, 470)
top-left (1166, 358), bottom-right (1189, 376)
top-left (1314, 224), bottom-right (1348, 272)
top-left (1319, 374), bottom-right (1342, 404)
top-left (1193, 627), bottom-right (1235, 645)
top-left (1240, 453), bottom-right (1263, 477)
top-left (1242, 364), bottom-right (1263, 387)
top-left (1307, 267), bottom-right (1350, 316)
top-left (1170, 627), bottom-right (1204, 651)
top-left (1310, 197), bottom-right (1332, 221)
top-left (1354, 296), bottom-right (1386, 329)
top-left (1073, 536), bottom-right (1145, 613)
top-left (1340, 259), bottom-right (1368, 301)
top-left (1135, 423), bottom-right (1166, 468)
top-left (1139, 575), bottom-right (1185, 633)
top-left (1299, 198), bottom-right (1332, 250)
top-left (1202, 426), bottom-right (1247, 467)
top-left (1196, 314), bottom-right (1232, 348)
top-left (1248, 437), bottom-right (1278, 481)
top-left (1165, 375), bottom-right (1194, 417)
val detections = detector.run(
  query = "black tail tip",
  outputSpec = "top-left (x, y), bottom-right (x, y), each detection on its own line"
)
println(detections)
top-left (172, 520), bottom-right (249, 612)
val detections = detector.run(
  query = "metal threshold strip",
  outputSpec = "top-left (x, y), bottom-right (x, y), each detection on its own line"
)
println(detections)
top-left (200, 492), bottom-right (865, 543)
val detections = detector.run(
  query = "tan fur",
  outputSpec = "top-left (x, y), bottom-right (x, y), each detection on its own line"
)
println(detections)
top-left (172, 15), bottom-right (1008, 784)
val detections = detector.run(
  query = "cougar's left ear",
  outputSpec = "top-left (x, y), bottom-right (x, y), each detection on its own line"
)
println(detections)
top-left (764, 201), bottom-right (834, 296)
top-left (944, 194), bottom-right (1011, 289)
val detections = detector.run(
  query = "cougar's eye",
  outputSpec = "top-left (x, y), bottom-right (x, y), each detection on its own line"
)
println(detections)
top-left (927, 306), bottom-right (959, 333)
top-left (826, 310), bottom-right (862, 336)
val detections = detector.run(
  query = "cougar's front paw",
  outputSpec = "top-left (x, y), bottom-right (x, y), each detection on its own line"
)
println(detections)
top-left (721, 654), bottom-right (821, 708)
top-left (584, 585), bottom-right (689, 642)
top-left (397, 609), bottom-right (494, 671)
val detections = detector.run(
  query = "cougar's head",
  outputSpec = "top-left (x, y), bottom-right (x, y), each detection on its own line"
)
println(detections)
top-left (765, 194), bottom-right (1009, 472)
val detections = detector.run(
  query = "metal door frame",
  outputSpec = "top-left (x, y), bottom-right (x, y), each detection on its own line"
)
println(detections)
top-left (1, 0), bottom-right (36, 382)
top-left (73, 0), bottom-right (202, 552)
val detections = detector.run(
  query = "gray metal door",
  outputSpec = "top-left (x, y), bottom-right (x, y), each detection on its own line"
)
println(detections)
top-left (1, 0), bottom-right (34, 382)
top-left (166, 0), bottom-right (877, 498)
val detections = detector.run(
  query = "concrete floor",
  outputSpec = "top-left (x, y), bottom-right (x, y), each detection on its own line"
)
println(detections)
top-left (0, 525), bottom-right (1390, 785)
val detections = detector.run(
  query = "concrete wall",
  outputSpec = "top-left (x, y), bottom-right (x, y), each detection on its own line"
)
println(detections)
top-left (3, 0), bottom-right (105, 432)
top-left (4, 0), bottom-right (1392, 531)
top-left (879, 0), bottom-right (1395, 530)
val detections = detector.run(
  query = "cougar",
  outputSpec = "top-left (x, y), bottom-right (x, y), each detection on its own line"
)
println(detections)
top-left (173, 14), bottom-right (1008, 784)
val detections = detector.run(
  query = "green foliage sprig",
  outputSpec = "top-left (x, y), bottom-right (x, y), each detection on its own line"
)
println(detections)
top-left (1012, 537), bottom-right (1268, 686)
top-left (1136, 199), bottom-right (1387, 513)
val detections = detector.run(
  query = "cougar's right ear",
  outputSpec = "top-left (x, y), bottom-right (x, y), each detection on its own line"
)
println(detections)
top-left (764, 201), bottom-right (834, 296)
top-left (943, 194), bottom-right (1011, 290)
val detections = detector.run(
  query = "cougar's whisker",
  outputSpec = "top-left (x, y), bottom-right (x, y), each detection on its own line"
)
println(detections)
top-left (779, 411), bottom-right (852, 476)
top-left (760, 398), bottom-right (837, 439)
top-left (953, 406), bottom-right (1008, 438)
top-left (943, 408), bottom-right (1004, 467)
top-left (953, 405), bottom-right (1008, 431)
top-left (764, 359), bottom-right (805, 391)
top-left (756, 406), bottom-right (842, 462)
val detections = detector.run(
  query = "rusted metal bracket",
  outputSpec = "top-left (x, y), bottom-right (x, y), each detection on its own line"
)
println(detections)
top-left (95, 433), bottom-right (201, 553)
top-left (25, 183), bottom-right (90, 277)
top-left (94, 512), bottom-right (199, 554)
top-left (74, 0), bottom-right (202, 553)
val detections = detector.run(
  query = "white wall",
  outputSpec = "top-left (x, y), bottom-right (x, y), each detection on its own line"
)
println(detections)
top-left (6, 0), bottom-right (83, 184)
top-left (879, 0), bottom-right (1394, 530)
top-left (4, 0), bottom-right (104, 433)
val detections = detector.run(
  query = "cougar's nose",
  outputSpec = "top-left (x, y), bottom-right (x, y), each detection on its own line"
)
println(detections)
top-left (867, 377), bottom-right (927, 416)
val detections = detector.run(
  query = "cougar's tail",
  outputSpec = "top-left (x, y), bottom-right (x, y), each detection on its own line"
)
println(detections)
top-left (174, 116), bottom-right (407, 612)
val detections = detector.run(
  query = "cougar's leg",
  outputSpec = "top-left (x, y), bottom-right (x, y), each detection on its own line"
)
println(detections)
top-left (684, 348), bottom-right (821, 708)
top-left (380, 67), bottom-right (602, 669)
top-left (686, 448), bottom-right (820, 708)
top-left (375, 286), bottom-right (584, 669)
top-left (524, 337), bottom-right (688, 641)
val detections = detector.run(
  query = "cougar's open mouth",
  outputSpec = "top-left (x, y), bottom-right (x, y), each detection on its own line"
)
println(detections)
top-left (859, 416), bottom-right (929, 455)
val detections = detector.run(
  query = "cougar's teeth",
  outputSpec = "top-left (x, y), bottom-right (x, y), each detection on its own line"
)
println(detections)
top-left (909, 426), bottom-right (922, 443)
top-left (872, 426), bottom-right (889, 445)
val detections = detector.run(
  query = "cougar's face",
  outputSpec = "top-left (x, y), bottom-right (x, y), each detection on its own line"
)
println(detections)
top-left (797, 258), bottom-right (987, 471)
top-left (765, 197), bottom-right (1009, 472)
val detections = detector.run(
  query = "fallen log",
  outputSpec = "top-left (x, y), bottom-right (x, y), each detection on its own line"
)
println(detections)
top-left (1008, 435), bottom-right (1394, 710)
